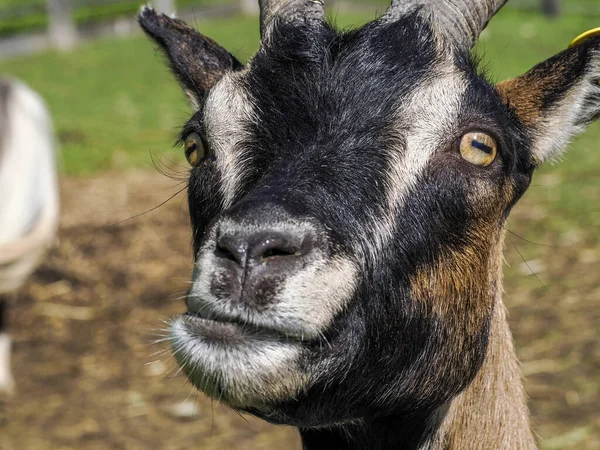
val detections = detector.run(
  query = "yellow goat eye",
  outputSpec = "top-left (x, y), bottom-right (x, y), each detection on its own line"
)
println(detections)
top-left (459, 132), bottom-right (497, 167)
top-left (184, 132), bottom-right (206, 167)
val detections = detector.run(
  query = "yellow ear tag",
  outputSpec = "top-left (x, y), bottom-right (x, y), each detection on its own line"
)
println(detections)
top-left (569, 27), bottom-right (600, 48)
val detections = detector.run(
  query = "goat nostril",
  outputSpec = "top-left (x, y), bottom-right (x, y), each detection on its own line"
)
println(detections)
top-left (249, 235), bottom-right (299, 261)
top-left (216, 246), bottom-right (238, 262)
top-left (262, 247), bottom-right (296, 259)
top-left (215, 235), bottom-right (247, 266)
top-left (214, 231), bottom-right (304, 268)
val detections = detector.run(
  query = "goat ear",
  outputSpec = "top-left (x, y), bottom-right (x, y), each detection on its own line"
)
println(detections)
top-left (497, 36), bottom-right (600, 165)
top-left (138, 6), bottom-right (242, 109)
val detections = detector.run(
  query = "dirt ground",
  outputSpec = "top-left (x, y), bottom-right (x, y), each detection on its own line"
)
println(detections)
top-left (0, 170), bottom-right (598, 449)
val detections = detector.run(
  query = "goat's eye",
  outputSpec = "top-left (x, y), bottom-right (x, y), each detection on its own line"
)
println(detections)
top-left (459, 132), bottom-right (497, 167)
top-left (184, 132), bottom-right (206, 167)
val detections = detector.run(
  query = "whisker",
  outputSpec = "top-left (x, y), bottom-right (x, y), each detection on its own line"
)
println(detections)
top-left (507, 234), bottom-right (549, 292)
top-left (503, 225), bottom-right (553, 248)
top-left (105, 185), bottom-right (188, 228)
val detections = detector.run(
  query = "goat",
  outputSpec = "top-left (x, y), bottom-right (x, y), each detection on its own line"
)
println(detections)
top-left (0, 78), bottom-right (59, 396)
top-left (139, 1), bottom-right (600, 448)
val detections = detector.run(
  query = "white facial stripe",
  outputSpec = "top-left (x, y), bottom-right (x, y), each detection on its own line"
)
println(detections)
top-left (203, 71), bottom-right (256, 209)
top-left (278, 256), bottom-right (359, 334)
top-left (363, 67), bottom-right (468, 264)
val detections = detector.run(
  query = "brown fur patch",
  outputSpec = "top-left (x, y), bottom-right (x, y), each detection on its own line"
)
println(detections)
top-left (420, 232), bottom-right (536, 448)
top-left (496, 77), bottom-right (544, 126)
top-left (410, 244), bottom-right (491, 324)
top-left (496, 48), bottom-right (582, 126)
top-left (409, 219), bottom-right (503, 326)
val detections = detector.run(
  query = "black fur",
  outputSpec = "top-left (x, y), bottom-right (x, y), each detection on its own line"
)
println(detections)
top-left (138, 7), bottom-right (241, 102)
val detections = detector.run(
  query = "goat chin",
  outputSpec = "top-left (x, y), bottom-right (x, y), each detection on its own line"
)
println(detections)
top-left (170, 315), bottom-right (309, 409)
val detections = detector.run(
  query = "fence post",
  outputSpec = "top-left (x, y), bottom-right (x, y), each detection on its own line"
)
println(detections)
top-left (47, 0), bottom-right (77, 51)
top-left (240, 0), bottom-right (259, 16)
top-left (541, 0), bottom-right (560, 18)
top-left (155, 0), bottom-right (176, 14)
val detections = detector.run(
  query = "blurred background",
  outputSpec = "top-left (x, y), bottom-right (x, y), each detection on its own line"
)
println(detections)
top-left (0, 0), bottom-right (598, 449)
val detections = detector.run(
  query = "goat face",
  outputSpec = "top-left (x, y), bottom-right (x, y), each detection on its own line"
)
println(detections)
top-left (140, 1), bottom-right (600, 428)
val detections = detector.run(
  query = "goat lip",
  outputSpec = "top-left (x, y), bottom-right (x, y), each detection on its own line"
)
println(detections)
top-left (181, 312), bottom-right (311, 343)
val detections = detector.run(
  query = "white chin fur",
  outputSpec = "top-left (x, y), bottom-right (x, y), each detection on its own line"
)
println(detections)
top-left (170, 316), bottom-right (309, 409)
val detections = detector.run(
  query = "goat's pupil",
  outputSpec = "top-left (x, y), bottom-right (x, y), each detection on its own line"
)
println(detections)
top-left (185, 142), bottom-right (197, 157)
top-left (471, 140), bottom-right (493, 154)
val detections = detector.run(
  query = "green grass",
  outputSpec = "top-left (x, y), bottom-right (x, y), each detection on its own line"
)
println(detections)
top-left (0, 0), bottom-right (43, 6)
top-left (0, 0), bottom-right (226, 36)
top-left (0, 8), bottom-right (597, 236)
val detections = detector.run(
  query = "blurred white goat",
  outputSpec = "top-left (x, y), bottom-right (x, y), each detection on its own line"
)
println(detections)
top-left (0, 78), bottom-right (59, 395)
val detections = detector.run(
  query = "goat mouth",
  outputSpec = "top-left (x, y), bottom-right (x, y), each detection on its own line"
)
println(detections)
top-left (179, 311), bottom-right (312, 344)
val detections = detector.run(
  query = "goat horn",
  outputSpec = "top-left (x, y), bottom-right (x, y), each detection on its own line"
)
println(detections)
top-left (258, 0), bottom-right (325, 35)
top-left (384, 0), bottom-right (427, 20)
top-left (384, 0), bottom-right (508, 50)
